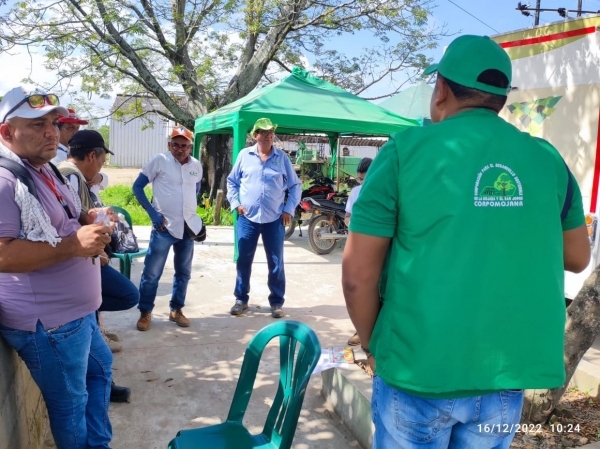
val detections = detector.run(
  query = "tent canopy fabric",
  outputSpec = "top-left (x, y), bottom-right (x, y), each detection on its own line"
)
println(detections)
top-left (194, 67), bottom-right (419, 138)
top-left (194, 67), bottom-right (418, 260)
top-left (378, 81), bottom-right (433, 126)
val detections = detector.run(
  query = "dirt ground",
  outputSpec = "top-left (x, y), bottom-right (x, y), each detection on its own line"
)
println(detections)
top-left (102, 167), bottom-right (141, 187)
top-left (510, 389), bottom-right (600, 448)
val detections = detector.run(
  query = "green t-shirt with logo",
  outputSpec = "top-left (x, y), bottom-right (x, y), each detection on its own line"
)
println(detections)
top-left (350, 108), bottom-right (585, 398)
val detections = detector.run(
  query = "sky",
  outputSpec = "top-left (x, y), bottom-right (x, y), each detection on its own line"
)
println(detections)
top-left (0, 0), bottom-right (597, 119)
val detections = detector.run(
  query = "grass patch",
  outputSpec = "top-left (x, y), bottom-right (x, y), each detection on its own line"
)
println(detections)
top-left (100, 184), bottom-right (234, 226)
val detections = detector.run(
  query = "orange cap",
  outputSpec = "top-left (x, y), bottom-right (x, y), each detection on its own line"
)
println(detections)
top-left (170, 125), bottom-right (193, 142)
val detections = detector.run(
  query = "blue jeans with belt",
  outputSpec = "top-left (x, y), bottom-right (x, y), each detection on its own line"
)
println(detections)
top-left (138, 227), bottom-right (194, 312)
top-left (0, 313), bottom-right (113, 449)
top-left (372, 376), bottom-right (524, 449)
top-left (235, 215), bottom-right (286, 306)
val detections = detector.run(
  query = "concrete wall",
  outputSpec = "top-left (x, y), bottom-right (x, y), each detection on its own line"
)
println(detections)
top-left (0, 338), bottom-right (48, 449)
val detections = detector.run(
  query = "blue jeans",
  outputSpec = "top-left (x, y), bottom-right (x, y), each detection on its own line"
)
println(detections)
top-left (138, 228), bottom-right (194, 312)
top-left (0, 313), bottom-right (113, 449)
top-left (99, 264), bottom-right (140, 312)
top-left (235, 215), bottom-right (285, 306)
top-left (372, 376), bottom-right (524, 449)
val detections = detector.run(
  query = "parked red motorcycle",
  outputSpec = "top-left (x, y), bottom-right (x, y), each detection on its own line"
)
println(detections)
top-left (284, 175), bottom-right (336, 240)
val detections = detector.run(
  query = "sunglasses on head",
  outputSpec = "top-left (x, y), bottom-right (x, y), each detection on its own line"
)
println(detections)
top-left (2, 93), bottom-right (60, 123)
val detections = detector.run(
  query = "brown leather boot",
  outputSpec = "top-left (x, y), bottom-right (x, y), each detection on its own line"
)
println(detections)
top-left (169, 309), bottom-right (190, 327)
top-left (137, 311), bottom-right (151, 331)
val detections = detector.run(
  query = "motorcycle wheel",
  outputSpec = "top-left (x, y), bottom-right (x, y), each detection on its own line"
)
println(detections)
top-left (284, 219), bottom-right (296, 240)
top-left (308, 215), bottom-right (337, 255)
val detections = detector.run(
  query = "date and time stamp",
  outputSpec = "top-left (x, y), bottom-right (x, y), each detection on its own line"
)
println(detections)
top-left (478, 423), bottom-right (582, 434)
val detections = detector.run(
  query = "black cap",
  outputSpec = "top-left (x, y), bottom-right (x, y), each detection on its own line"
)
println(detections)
top-left (68, 130), bottom-right (114, 158)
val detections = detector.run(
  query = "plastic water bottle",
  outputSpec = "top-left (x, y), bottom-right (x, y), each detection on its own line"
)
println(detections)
top-left (94, 207), bottom-right (111, 226)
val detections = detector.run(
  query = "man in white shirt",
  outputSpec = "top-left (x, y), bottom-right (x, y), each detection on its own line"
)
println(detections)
top-left (344, 157), bottom-right (372, 227)
top-left (51, 108), bottom-right (88, 164)
top-left (133, 126), bottom-right (203, 331)
top-left (51, 108), bottom-right (108, 196)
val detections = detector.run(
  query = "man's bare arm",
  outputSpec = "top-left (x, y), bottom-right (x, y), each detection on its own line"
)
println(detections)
top-left (342, 232), bottom-right (391, 351)
top-left (564, 224), bottom-right (591, 273)
top-left (0, 223), bottom-right (112, 273)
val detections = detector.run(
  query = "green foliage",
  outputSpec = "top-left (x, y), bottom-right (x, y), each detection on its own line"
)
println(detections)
top-left (197, 193), bottom-right (234, 225)
top-left (99, 184), bottom-right (153, 225)
top-left (99, 184), bottom-right (150, 208)
top-left (99, 184), bottom-right (233, 226)
top-left (197, 203), bottom-right (234, 226)
top-left (95, 125), bottom-right (110, 147)
top-left (0, 0), bottom-right (442, 128)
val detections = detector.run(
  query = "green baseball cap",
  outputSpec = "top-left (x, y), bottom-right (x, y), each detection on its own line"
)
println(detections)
top-left (251, 117), bottom-right (278, 134)
top-left (423, 35), bottom-right (512, 96)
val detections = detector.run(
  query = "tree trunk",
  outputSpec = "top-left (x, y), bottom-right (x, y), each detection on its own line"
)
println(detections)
top-left (204, 134), bottom-right (234, 201)
top-left (522, 264), bottom-right (600, 423)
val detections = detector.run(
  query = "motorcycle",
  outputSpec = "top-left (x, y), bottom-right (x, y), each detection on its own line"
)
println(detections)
top-left (305, 195), bottom-right (348, 254)
top-left (284, 175), bottom-right (336, 240)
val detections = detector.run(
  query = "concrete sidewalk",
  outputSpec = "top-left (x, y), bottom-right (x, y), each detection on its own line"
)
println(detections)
top-left (102, 226), bottom-right (360, 449)
top-left (99, 224), bottom-right (600, 449)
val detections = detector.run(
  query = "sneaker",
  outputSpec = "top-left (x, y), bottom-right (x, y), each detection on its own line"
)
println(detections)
top-left (169, 309), bottom-right (190, 327)
top-left (230, 301), bottom-right (249, 316)
top-left (347, 332), bottom-right (360, 346)
top-left (137, 311), bottom-right (151, 331)
top-left (110, 381), bottom-right (131, 403)
top-left (271, 305), bottom-right (284, 319)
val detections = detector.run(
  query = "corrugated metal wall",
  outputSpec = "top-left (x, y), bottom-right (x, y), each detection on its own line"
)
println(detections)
top-left (109, 114), bottom-right (175, 167)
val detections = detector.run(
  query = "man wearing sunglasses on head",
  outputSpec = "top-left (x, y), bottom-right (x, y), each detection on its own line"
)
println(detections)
top-left (0, 86), bottom-right (114, 449)
top-left (133, 125), bottom-right (203, 331)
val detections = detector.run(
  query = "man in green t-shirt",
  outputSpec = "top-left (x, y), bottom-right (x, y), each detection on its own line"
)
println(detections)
top-left (342, 35), bottom-right (591, 449)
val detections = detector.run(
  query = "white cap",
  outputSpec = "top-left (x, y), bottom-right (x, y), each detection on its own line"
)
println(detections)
top-left (0, 86), bottom-right (69, 123)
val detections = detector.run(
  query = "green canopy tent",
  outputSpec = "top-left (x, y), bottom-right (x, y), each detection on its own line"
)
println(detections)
top-left (378, 81), bottom-right (434, 126)
top-left (193, 67), bottom-right (418, 258)
top-left (193, 67), bottom-right (419, 176)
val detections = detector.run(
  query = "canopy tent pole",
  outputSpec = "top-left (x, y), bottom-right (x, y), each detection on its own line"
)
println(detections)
top-left (193, 132), bottom-right (204, 160)
top-left (232, 123), bottom-right (248, 262)
top-left (336, 135), bottom-right (341, 192)
top-left (328, 134), bottom-right (339, 190)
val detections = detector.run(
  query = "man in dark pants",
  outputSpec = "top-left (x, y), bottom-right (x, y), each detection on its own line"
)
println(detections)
top-left (226, 118), bottom-right (301, 318)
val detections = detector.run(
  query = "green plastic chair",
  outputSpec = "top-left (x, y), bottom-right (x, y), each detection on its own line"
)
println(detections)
top-left (167, 320), bottom-right (322, 449)
top-left (108, 205), bottom-right (148, 279)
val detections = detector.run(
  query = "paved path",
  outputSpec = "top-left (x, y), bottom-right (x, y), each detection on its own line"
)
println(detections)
top-left (100, 221), bottom-right (600, 448)
top-left (103, 226), bottom-right (360, 449)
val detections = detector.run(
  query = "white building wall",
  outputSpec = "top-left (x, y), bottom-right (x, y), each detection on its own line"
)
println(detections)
top-left (109, 113), bottom-right (175, 167)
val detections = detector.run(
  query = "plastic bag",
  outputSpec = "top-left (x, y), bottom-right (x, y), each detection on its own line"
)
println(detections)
top-left (111, 214), bottom-right (140, 253)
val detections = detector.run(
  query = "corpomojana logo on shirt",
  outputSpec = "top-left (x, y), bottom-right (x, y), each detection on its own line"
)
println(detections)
top-left (189, 171), bottom-right (198, 176)
top-left (474, 163), bottom-right (523, 208)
